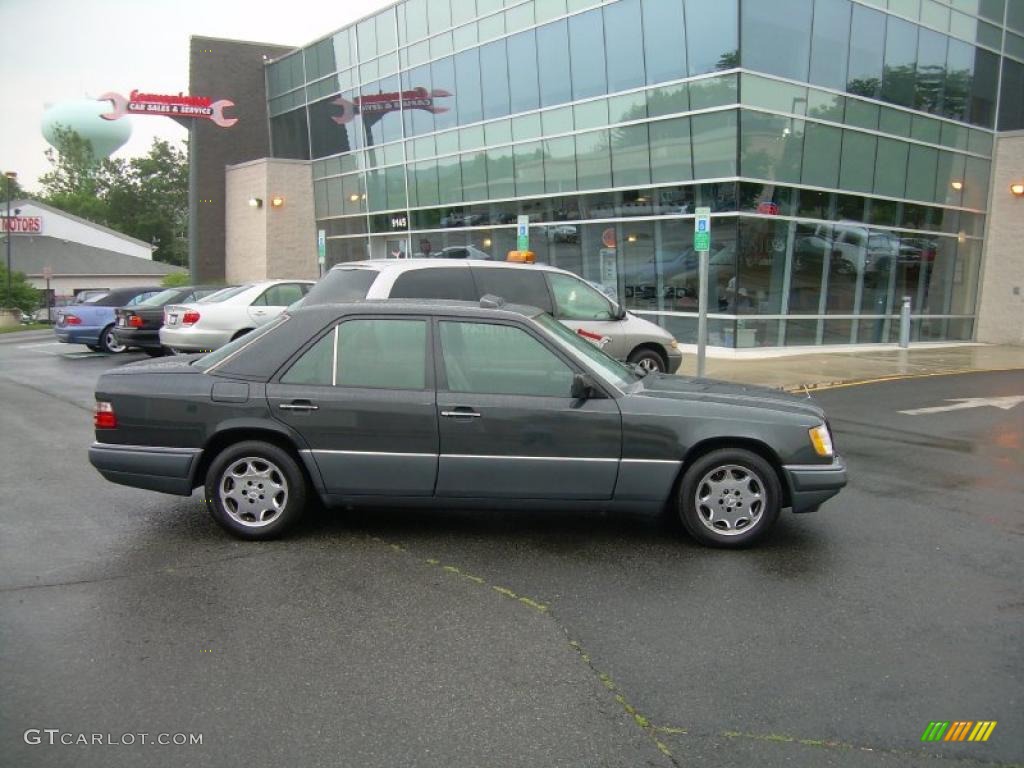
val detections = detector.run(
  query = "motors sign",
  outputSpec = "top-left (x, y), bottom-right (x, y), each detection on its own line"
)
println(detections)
top-left (99, 90), bottom-right (238, 127)
top-left (1, 215), bottom-right (43, 234)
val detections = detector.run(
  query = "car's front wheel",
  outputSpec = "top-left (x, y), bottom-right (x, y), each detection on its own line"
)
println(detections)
top-left (99, 325), bottom-right (127, 354)
top-left (627, 347), bottom-right (667, 374)
top-left (205, 441), bottom-right (307, 540)
top-left (677, 448), bottom-right (781, 548)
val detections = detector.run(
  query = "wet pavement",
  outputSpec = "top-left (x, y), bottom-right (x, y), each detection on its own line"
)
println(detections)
top-left (1, 335), bottom-right (1022, 767)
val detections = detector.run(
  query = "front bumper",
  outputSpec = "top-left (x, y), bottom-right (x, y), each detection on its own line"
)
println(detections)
top-left (88, 441), bottom-right (202, 496)
top-left (112, 327), bottom-right (162, 350)
top-left (54, 326), bottom-right (103, 345)
top-left (159, 325), bottom-right (232, 353)
top-left (665, 349), bottom-right (683, 374)
top-left (783, 456), bottom-right (847, 513)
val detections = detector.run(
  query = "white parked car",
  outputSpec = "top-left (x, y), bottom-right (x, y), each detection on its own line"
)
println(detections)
top-left (160, 280), bottom-right (314, 353)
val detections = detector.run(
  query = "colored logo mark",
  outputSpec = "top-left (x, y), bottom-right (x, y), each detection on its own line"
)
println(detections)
top-left (921, 721), bottom-right (997, 742)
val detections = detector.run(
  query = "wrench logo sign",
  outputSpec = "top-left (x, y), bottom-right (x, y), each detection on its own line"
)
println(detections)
top-left (99, 90), bottom-right (238, 128)
top-left (331, 87), bottom-right (451, 126)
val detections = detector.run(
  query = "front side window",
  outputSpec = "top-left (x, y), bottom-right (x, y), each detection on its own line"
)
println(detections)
top-left (439, 321), bottom-right (573, 398)
top-left (280, 319), bottom-right (428, 390)
top-left (547, 273), bottom-right (614, 320)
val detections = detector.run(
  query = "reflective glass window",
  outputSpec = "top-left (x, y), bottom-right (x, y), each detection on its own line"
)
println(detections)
top-left (741, 112), bottom-right (804, 184)
top-left (742, 0), bottom-right (812, 82)
top-left (943, 39), bottom-right (974, 122)
top-left (515, 141), bottom-right (546, 196)
top-left (569, 9), bottom-right (608, 100)
top-left (450, 0), bottom-right (475, 25)
top-left (473, 269), bottom-right (554, 313)
top-left (978, 0), bottom-right (1005, 22)
top-left (479, 39), bottom-right (510, 120)
top-left (385, 165), bottom-right (406, 210)
top-left (801, 123), bottom-right (842, 188)
top-left (874, 138), bottom-right (910, 198)
top-left (604, 0), bottom-right (645, 92)
top-left (642, 0), bottom-right (686, 85)
top-left (362, 76), bottom-right (403, 146)
top-left (906, 145), bottom-right (939, 202)
top-left (461, 151), bottom-right (488, 201)
top-left (391, 269), bottom-right (477, 301)
top-left (647, 83), bottom-right (688, 117)
top-left (337, 320), bottom-right (428, 390)
top-left (882, 16), bottom-right (918, 108)
top-left (402, 65), bottom-right (434, 137)
top-left (486, 146), bottom-right (516, 199)
top-left (935, 150), bottom-right (966, 206)
top-left (544, 136), bottom-right (577, 193)
top-left (507, 30), bottom-right (540, 114)
top-left (845, 98), bottom-right (879, 129)
top-left (405, 0), bottom-right (429, 41)
top-left (689, 75), bottom-right (738, 109)
top-left (431, 57), bottom-right (458, 131)
top-left (1009, 0), bottom-right (1024, 32)
top-left (358, 17), bottom-right (378, 60)
top-left (537, 20), bottom-right (572, 107)
top-left (691, 111), bottom-right (738, 179)
top-left (839, 131), bottom-right (876, 192)
top-left (611, 124), bottom-right (651, 188)
top-left (649, 117), bottom-right (693, 183)
top-left (998, 58), bottom-right (1024, 131)
top-left (962, 156), bottom-right (990, 209)
top-left (915, 29), bottom-right (948, 115)
top-left (684, 0), bottom-right (738, 74)
top-left (575, 130), bottom-right (612, 190)
top-left (969, 48), bottom-right (999, 128)
top-left (809, 0), bottom-right (851, 91)
top-left (412, 159), bottom-right (440, 206)
top-left (847, 4), bottom-right (885, 98)
top-left (454, 48), bottom-right (483, 125)
top-left (427, 0), bottom-right (453, 34)
top-left (736, 218), bottom-right (791, 314)
top-left (310, 97), bottom-right (355, 158)
top-left (270, 109), bottom-right (310, 160)
top-left (436, 155), bottom-right (463, 204)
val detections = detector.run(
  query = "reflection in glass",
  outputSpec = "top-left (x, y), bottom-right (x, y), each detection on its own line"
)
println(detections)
top-left (479, 39), bottom-right (510, 120)
top-left (915, 28), bottom-right (947, 115)
top-left (809, 0), bottom-right (851, 91)
top-left (740, 111), bottom-right (804, 184)
top-left (569, 9), bottom-right (608, 100)
top-left (741, 0), bottom-right (812, 82)
top-left (847, 4), bottom-right (885, 98)
top-left (507, 30), bottom-right (540, 114)
top-left (604, 0), bottom-right (646, 92)
top-left (881, 15), bottom-right (918, 108)
top-left (684, 0), bottom-right (738, 74)
top-left (454, 49), bottom-right (483, 125)
top-left (537, 20), bottom-right (572, 107)
top-left (643, 0), bottom-right (686, 85)
top-left (737, 217), bottom-right (791, 314)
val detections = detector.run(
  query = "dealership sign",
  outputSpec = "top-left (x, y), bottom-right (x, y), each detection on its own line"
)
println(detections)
top-left (99, 90), bottom-right (238, 127)
top-left (1, 215), bottom-right (43, 234)
top-left (332, 87), bottom-right (451, 125)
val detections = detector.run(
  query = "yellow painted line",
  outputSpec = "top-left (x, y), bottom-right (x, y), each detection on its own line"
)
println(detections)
top-left (782, 366), bottom-right (1024, 394)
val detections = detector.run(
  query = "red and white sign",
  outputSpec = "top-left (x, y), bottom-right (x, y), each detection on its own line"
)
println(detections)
top-left (1, 215), bottom-right (43, 234)
top-left (99, 90), bottom-right (237, 127)
top-left (331, 87), bottom-right (451, 125)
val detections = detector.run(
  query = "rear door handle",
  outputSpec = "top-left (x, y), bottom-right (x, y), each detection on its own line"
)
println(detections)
top-left (441, 407), bottom-right (481, 418)
top-left (279, 400), bottom-right (319, 412)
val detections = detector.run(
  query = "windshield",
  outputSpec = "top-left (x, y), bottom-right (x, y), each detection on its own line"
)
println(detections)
top-left (137, 289), bottom-right (180, 307)
top-left (533, 313), bottom-right (637, 390)
top-left (193, 315), bottom-right (288, 371)
top-left (302, 268), bottom-right (378, 306)
top-left (198, 285), bottom-right (249, 303)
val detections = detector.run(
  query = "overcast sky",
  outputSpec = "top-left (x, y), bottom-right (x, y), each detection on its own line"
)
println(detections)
top-left (0, 0), bottom-right (392, 192)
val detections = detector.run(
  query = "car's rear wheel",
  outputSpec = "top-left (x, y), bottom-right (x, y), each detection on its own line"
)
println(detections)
top-left (677, 448), bottom-right (781, 548)
top-left (205, 441), bottom-right (307, 540)
top-left (627, 346), bottom-right (666, 374)
top-left (99, 325), bottom-right (127, 354)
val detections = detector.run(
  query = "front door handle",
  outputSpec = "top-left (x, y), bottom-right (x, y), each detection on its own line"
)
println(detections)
top-left (441, 407), bottom-right (481, 418)
top-left (279, 400), bottom-right (319, 412)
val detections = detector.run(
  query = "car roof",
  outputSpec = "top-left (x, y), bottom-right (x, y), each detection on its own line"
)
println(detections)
top-left (287, 298), bottom-right (542, 323)
top-left (328, 259), bottom-right (565, 275)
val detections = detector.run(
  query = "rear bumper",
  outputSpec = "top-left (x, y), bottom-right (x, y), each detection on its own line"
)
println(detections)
top-left (112, 327), bottom-right (162, 349)
top-left (159, 326), bottom-right (231, 352)
top-left (54, 326), bottom-right (102, 345)
top-left (783, 456), bottom-right (847, 513)
top-left (88, 441), bottom-right (201, 496)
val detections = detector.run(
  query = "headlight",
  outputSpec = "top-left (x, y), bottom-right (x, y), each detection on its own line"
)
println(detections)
top-left (808, 424), bottom-right (834, 457)
top-left (669, 338), bottom-right (680, 350)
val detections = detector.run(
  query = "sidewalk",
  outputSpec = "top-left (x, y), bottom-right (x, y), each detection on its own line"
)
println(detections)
top-left (673, 344), bottom-right (1024, 392)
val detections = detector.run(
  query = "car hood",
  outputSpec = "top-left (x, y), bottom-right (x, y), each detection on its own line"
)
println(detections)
top-left (104, 354), bottom-right (205, 375)
top-left (631, 374), bottom-right (825, 419)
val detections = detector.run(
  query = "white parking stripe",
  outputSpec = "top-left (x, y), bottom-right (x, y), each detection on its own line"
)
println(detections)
top-left (16, 342), bottom-right (63, 349)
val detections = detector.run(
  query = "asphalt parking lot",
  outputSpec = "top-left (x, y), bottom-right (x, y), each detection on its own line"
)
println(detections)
top-left (1, 332), bottom-right (1022, 768)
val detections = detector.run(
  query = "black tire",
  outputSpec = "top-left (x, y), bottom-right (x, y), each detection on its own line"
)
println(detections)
top-left (627, 346), bottom-right (667, 374)
top-left (144, 347), bottom-right (167, 357)
top-left (204, 440), bottom-right (307, 540)
top-left (98, 325), bottom-right (127, 354)
top-left (677, 448), bottom-right (781, 548)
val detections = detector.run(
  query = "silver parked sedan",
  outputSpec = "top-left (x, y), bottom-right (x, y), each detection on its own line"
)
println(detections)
top-left (160, 280), bottom-right (314, 353)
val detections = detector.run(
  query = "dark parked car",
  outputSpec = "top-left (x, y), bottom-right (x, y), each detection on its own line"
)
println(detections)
top-left (113, 285), bottom-right (227, 356)
top-left (54, 286), bottom-right (163, 353)
top-left (88, 300), bottom-right (846, 547)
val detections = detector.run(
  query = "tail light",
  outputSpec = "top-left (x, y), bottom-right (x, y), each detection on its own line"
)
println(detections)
top-left (64, 314), bottom-right (82, 325)
top-left (182, 310), bottom-right (201, 326)
top-left (94, 401), bottom-right (117, 429)
top-left (129, 314), bottom-right (144, 328)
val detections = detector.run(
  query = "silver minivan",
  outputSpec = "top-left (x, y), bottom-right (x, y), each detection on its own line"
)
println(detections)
top-left (302, 259), bottom-right (682, 373)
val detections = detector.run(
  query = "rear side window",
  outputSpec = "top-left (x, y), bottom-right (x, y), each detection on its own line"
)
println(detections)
top-left (472, 268), bottom-right (553, 313)
top-left (302, 269), bottom-right (378, 305)
top-left (389, 268), bottom-right (477, 301)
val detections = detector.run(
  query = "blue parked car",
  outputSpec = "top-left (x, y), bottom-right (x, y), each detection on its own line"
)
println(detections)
top-left (55, 286), bottom-right (162, 353)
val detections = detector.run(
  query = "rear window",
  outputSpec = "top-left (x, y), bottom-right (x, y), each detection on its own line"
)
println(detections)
top-left (389, 267), bottom-right (477, 301)
top-left (472, 267), bottom-right (553, 313)
top-left (137, 289), bottom-right (181, 307)
top-left (89, 289), bottom-right (160, 307)
top-left (303, 269), bottom-right (379, 306)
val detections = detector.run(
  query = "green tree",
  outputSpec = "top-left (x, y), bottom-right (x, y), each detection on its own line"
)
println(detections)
top-left (0, 263), bottom-right (40, 312)
top-left (161, 271), bottom-right (191, 288)
top-left (38, 126), bottom-right (189, 267)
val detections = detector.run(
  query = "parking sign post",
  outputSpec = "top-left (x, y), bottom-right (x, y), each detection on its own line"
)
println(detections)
top-left (317, 229), bottom-right (326, 277)
top-left (516, 215), bottom-right (529, 252)
top-left (694, 207), bottom-right (711, 378)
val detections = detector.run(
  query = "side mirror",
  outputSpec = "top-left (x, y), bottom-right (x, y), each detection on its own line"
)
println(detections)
top-left (571, 372), bottom-right (599, 400)
top-left (615, 306), bottom-right (628, 320)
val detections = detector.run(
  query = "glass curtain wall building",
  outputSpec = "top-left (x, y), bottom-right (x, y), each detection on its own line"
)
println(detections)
top-left (267, 0), bottom-right (1023, 347)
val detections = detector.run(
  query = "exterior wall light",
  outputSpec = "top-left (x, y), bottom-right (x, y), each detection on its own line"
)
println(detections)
top-left (950, 180), bottom-right (964, 191)
top-left (248, 197), bottom-right (263, 208)
top-left (270, 195), bottom-right (285, 208)
top-left (1011, 182), bottom-right (1024, 197)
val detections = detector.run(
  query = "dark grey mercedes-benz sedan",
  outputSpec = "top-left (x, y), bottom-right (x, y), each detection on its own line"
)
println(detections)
top-left (89, 299), bottom-right (846, 547)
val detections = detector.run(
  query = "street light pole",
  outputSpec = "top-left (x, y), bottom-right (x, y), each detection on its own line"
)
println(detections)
top-left (4, 171), bottom-right (16, 307)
